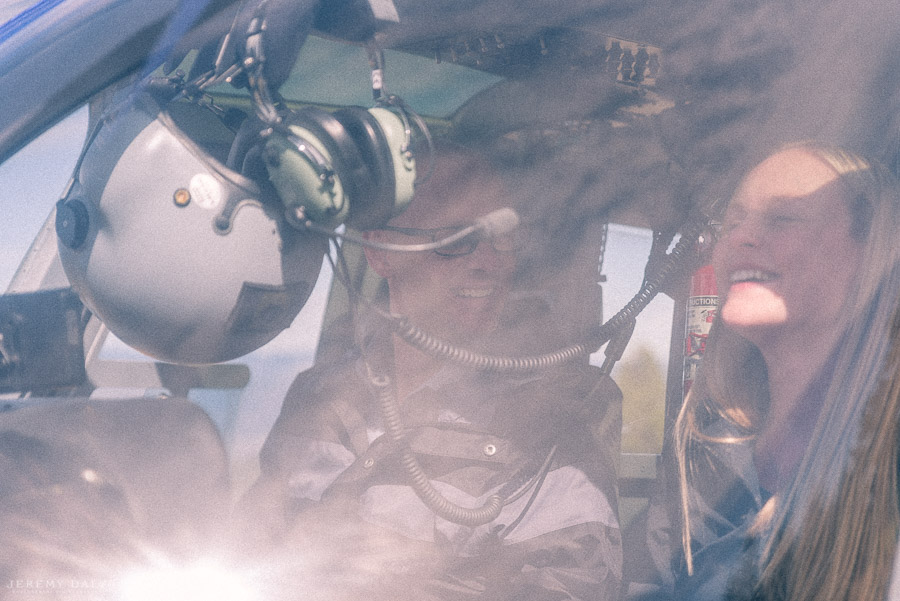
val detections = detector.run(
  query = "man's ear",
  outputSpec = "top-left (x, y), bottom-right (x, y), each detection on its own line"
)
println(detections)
top-left (362, 230), bottom-right (392, 278)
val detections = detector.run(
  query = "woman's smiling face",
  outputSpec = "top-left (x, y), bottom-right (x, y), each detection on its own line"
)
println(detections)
top-left (713, 147), bottom-right (864, 347)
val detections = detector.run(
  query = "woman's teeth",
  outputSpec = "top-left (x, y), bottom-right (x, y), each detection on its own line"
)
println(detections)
top-left (457, 287), bottom-right (493, 298)
top-left (730, 269), bottom-right (775, 283)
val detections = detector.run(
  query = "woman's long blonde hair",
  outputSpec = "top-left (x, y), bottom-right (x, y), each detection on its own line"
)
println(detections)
top-left (675, 141), bottom-right (900, 601)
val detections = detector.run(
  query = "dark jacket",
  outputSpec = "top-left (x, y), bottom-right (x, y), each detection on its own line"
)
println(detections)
top-left (626, 413), bottom-right (766, 601)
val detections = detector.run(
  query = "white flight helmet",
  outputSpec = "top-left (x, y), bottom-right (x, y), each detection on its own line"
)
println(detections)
top-left (56, 95), bottom-right (328, 364)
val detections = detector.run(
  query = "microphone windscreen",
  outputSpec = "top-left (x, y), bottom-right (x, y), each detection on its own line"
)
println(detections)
top-left (475, 207), bottom-right (520, 237)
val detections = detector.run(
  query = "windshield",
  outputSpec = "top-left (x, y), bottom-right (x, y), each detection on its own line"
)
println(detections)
top-left (1, 1), bottom-right (897, 599)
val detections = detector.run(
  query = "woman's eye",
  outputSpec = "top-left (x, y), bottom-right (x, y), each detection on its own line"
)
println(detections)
top-left (768, 214), bottom-right (800, 227)
top-left (722, 219), bottom-right (741, 233)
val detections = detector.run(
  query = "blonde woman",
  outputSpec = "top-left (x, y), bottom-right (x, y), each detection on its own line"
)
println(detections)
top-left (674, 141), bottom-right (900, 600)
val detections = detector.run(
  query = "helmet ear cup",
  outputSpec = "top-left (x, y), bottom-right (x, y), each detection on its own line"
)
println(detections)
top-left (287, 106), bottom-right (372, 210)
top-left (260, 106), bottom-right (369, 227)
top-left (333, 106), bottom-right (396, 230)
top-left (257, 105), bottom-right (415, 230)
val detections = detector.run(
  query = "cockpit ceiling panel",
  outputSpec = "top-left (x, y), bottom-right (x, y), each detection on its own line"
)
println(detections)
top-left (197, 26), bottom-right (679, 229)
top-left (4, 0), bottom-right (900, 231)
top-left (207, 28), bottom-right (666, 121)
top-left (207, 35), bottom-right (506, 121)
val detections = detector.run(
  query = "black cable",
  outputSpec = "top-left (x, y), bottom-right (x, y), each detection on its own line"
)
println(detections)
top-left (498, 445), bottom-right (558, 538)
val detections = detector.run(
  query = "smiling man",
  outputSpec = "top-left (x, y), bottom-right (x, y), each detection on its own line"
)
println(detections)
top-left (239, 145), bottom-right (624, 601)
top-left (361, 147), bottom-right (520, 399)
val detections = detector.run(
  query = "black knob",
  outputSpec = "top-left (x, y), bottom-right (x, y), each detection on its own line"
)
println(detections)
top-left (56, 198), bottom-right (90, 249)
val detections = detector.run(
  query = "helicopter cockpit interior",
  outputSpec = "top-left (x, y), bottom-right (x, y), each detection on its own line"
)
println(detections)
top-left (1, 0), bottom-right (899, 598)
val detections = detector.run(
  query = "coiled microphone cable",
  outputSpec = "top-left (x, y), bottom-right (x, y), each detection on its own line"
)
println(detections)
top-left (343, 211), bottom-right (707, 527)
top-left (380, 215), bottom-right (705, 372)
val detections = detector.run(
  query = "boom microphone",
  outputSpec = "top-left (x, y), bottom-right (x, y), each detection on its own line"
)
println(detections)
top-left (475, 207), bottom-right (520, 237)
top-left (301, 208), bottom-right (522, 254)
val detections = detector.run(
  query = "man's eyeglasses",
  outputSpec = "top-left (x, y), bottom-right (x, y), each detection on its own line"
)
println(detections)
top-left (379, 225), bottom-right (526, 257)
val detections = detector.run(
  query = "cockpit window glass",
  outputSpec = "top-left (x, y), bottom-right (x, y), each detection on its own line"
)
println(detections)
top-left (6, 2), bottom-right (900, 596)
top-left (0, 107), bottom-right (87, 292)
top-left (0, 102), bottom-right (333, 472)
top-left (599, 224), bottom-right (671, 455)
top-left (91, 261), bottom-right (335, 482)
top-left (206, 35), bottom-right (504, 119)
top-left (279, 37), bottom-right (505, 117)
